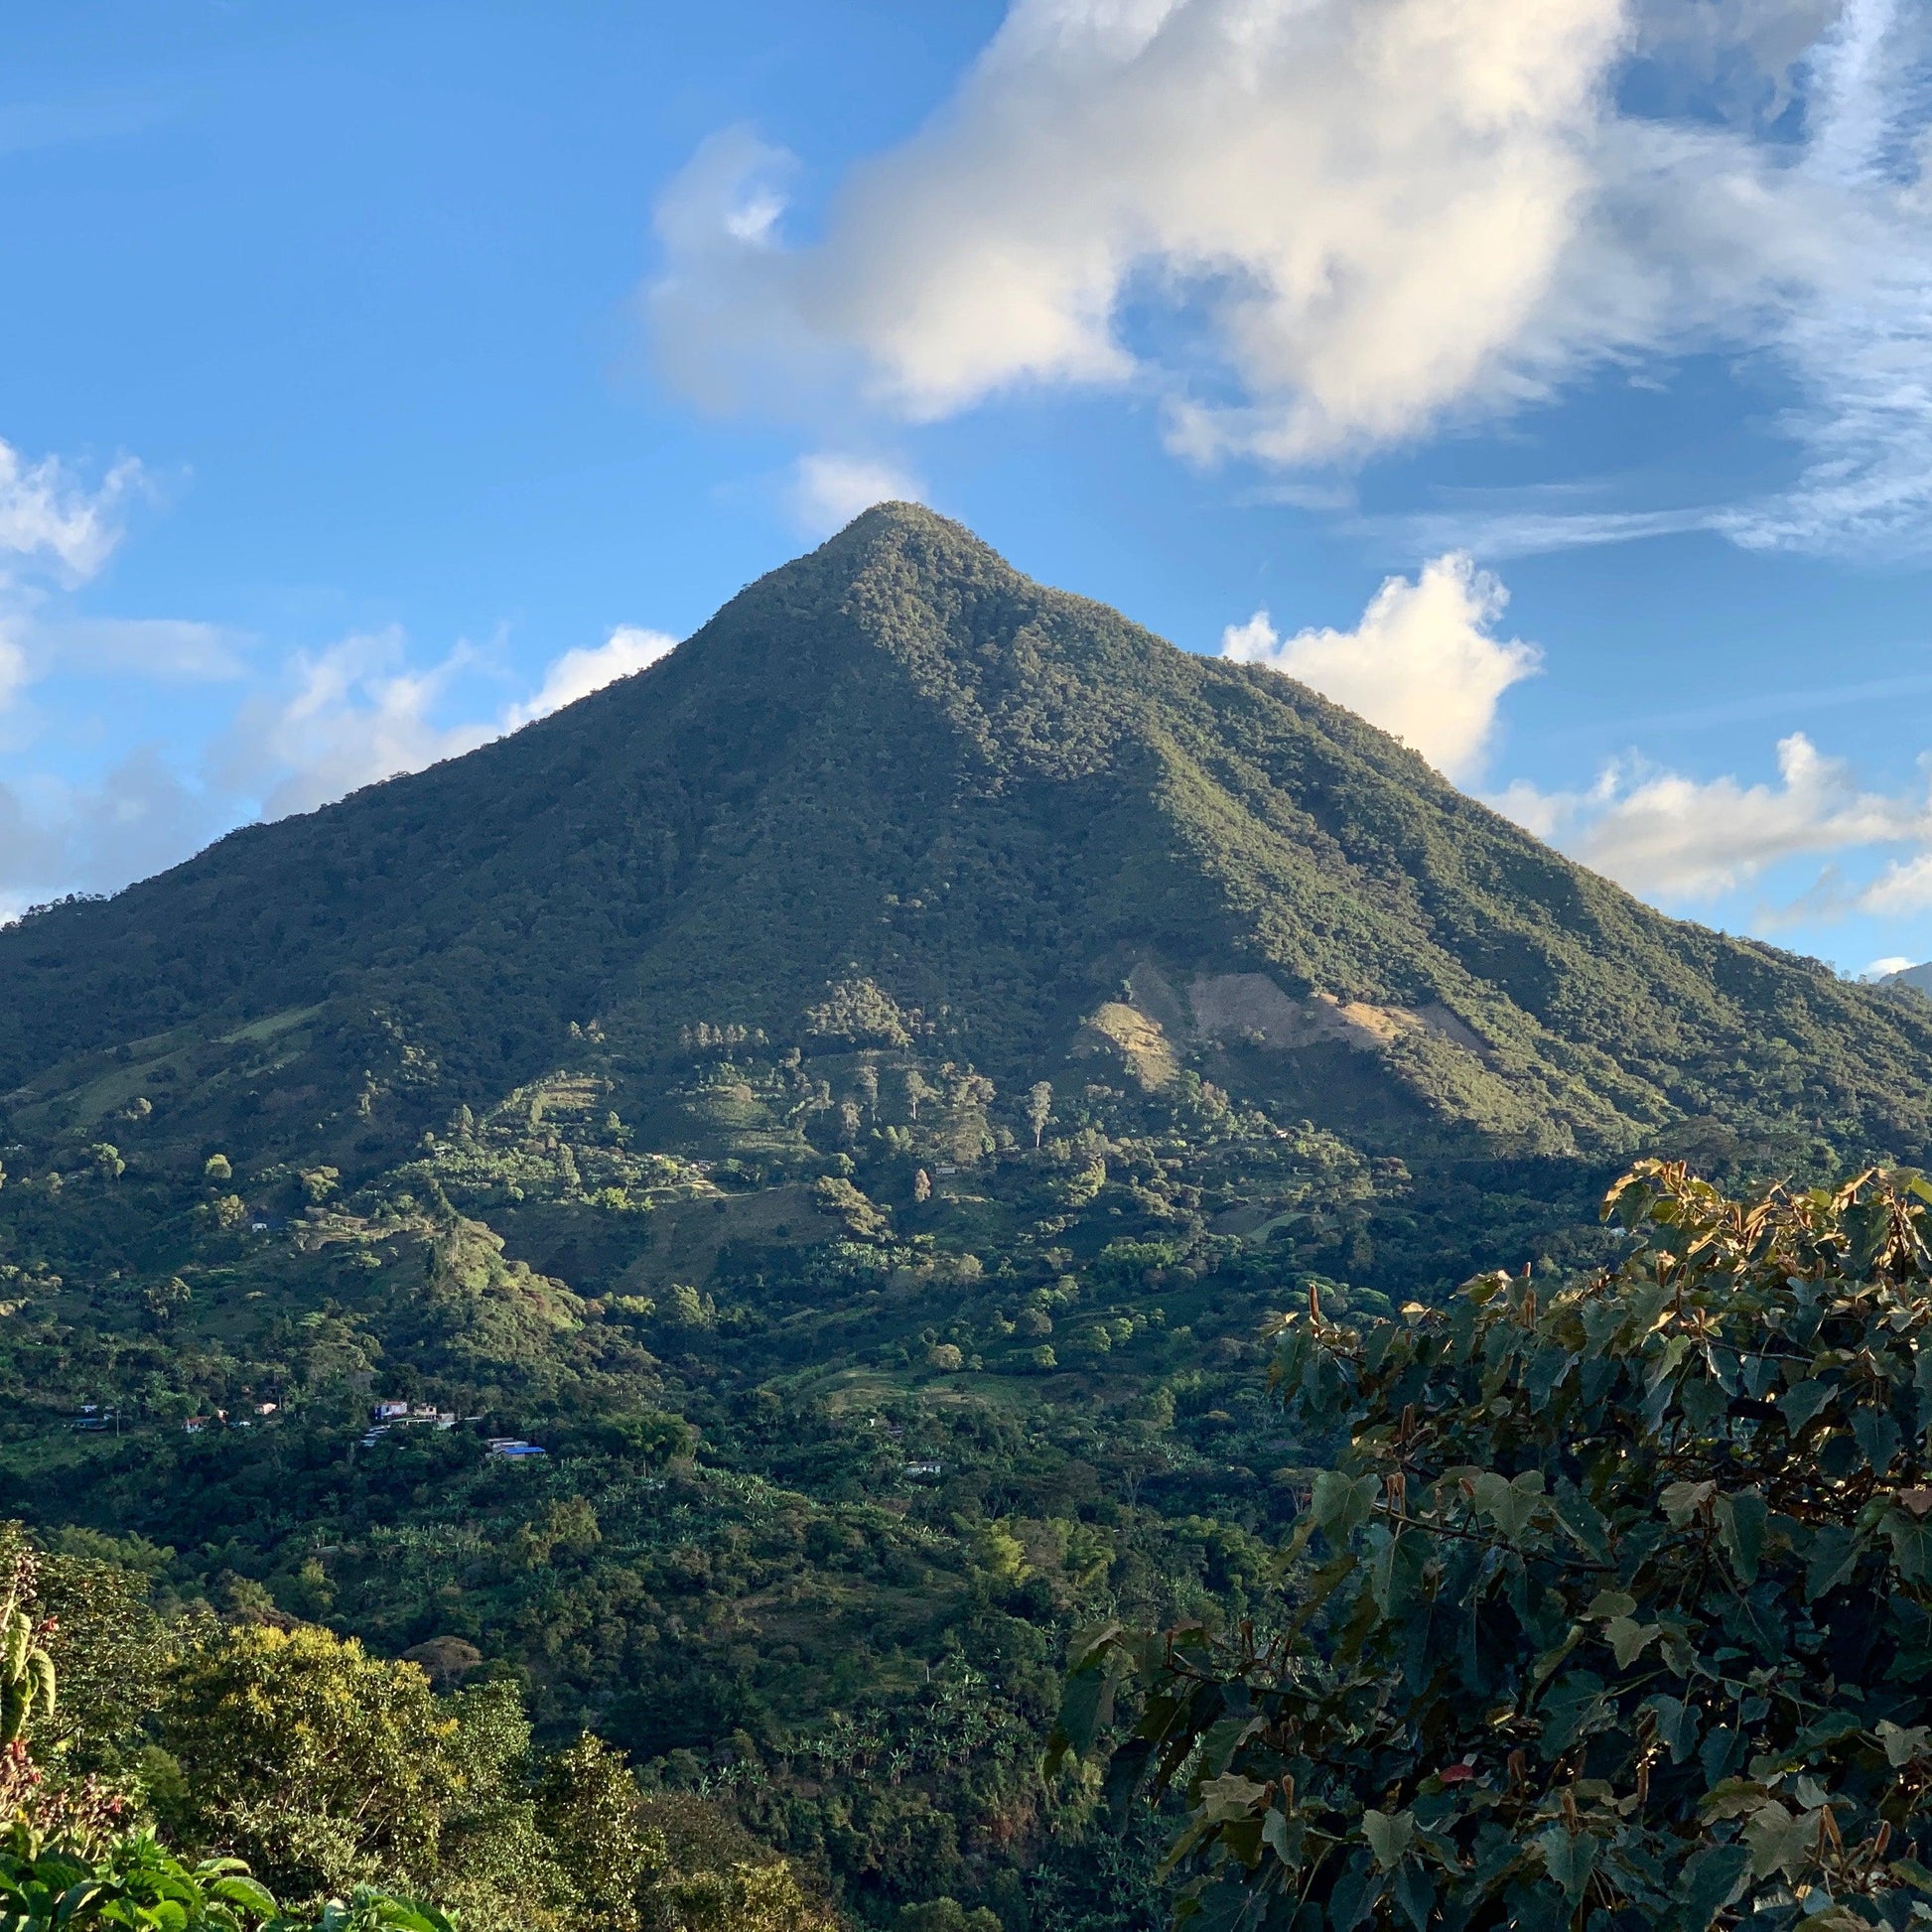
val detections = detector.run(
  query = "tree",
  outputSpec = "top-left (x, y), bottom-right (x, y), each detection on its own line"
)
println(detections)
top-left (856, 1064), bottom-right (880, 1123)
top-left (903, 1071), bottom-right (935, 1123)
top-left (1055, 1163), bottom-right (1932, 1931)
top-left (534, 1734), bottom-right (662, 1930)
top-left (803, 979), bottom-right (912, 1048)
top-left (156, 1623), bottom-right (472, 1899)
top-left (897, 1902), bottom-right (1002, 1932)
top-left (1026, 1082), bottom-right (1052, 1149)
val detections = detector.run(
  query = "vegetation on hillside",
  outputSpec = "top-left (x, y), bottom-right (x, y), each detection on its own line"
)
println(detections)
top-left (0, 1529), bottom-right (840, 1930)
top-left (3, 507), bottom-right (1932, 1926)
top-left (3, 504), bottom-right (1930, 1174)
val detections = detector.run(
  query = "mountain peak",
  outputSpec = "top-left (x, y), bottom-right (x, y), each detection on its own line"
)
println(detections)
top-left (4, 521), bottom-right (1932, 1186)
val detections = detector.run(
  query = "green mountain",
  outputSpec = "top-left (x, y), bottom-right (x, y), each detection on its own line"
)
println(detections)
top-left (4, 502), bottom-right (1931, 1929)
top-left (4, 500), bottom-right (1928, 1173)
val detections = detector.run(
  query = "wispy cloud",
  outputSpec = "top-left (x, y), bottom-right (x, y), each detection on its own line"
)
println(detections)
top-left (0, 613), bottom-right (685, 911)
top-left (217, 620), bottom-right (684, 824)
top-left (211, 628), bottom-right (494, 820)
top-left (1712, 0), bottom-right (1932, 557)
top-left (0, 418), bottom-right (688, 907)
top-left (0, 436), bottom-right (195, 730)
top-left (0, 749), bottom-right (229, 911)
top-left (1368, 503), bottom-right (1718, 561)
top-left (38, 617), bottom-right (249, 681)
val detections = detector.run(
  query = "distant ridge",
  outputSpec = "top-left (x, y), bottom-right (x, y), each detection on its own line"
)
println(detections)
top-left (4, 500), bottom-right (1932, 1169)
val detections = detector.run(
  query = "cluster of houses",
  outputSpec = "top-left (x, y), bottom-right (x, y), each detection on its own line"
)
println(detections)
top-left (73, 1393), bottom-right (548, 1461)
top-left (358, 1399), bottom-right (459, 1448)
top-left (71, 1400), bottom-right (279, 1435)
top-left (182, 1401), bottom-right (280, 1434)
top-left (359, 1401), bottom-right (547, 1460)
top-left (75, 1401), bottom-right (287, 1436)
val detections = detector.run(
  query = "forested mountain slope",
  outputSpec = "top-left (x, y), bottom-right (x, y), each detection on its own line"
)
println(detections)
top-left (3, 501), bottom-right (1929, 1170)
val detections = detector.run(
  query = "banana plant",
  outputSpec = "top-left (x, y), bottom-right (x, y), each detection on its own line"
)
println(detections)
top-left (0, 1558), bottom-right (54, 1751)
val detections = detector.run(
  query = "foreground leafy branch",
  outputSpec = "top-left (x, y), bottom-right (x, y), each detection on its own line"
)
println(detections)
top-left (1054, 1161), bottom-right (1932, 1931)
top-left (0, 1833), bottom-right (453, 1931)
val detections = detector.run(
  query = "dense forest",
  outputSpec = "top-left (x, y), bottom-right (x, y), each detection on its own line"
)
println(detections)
top-left (4, 506), bottom-right (1932, 1926)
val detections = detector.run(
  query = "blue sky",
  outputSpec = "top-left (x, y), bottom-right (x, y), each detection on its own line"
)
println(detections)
top-left (7, 0), bottom-right (1932, 975)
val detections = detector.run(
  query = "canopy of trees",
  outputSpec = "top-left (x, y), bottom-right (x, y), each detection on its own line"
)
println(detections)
top-left (1057, 1163), bottom-right (1932, 1931)
top-left (0, 1527), bottom-right (838, 1932)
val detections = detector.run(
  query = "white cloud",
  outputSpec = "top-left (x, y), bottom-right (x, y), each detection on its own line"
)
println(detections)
top-left (1859, 850), bottom-right (1932, 915)
top-left (0, 435), bottom-right (189, 720)
top-left (644, 128), bottom-right (829, 419)
top-left (0, 613), bottom-right (683, 906)
top-left (786, 453), bottom-right (925, 537)
top-left (0, 618), bottom-right (27, 713)
top-left (501, 624), bottom-right (677, 730)
top-left (644, 0), bottom-right (1932, 557)
top-left (1864, 953), bottom-right (1917, 978)
top-left (0, 615), bottom-right (247, 730)
top-left (650, 0), bottom-right (1635, 461)
top-left (1220, 553), bottom-right (1538, 780)
top-left (1495, 733), bottom-right (1931, 899)
top-left (1371, 502), bottom-right (1718, 560)
top-left (0, 437), bottom-right (140, 581)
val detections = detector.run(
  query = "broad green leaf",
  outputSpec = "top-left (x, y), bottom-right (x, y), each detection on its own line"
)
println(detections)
top-left (1672, 1844), bottom-right (1750, 1925)
top-left (1646, 1693), bottom-right (1701, 1763)
top-left (1660, 1479), bottom-right (1715, 1527)
top-left (1391, 1857), bottom-right (1436, 1932)
top-left (1197, 1774), bottom-right (1270, 1825)
top-left (1325, 1857), bottom-right (1383, 1932)
top-left (1535, 1827), bottom-right (1598, 1902)
top-left (1311, 1471), bottom-right (1379, 1542)
top-left (1878, 1719), bottom-right (1932, 1766)
top-left (1743, 1802), bottom-right (1814, 1880)
top-left (1854, 1404), bottom-right (1903, 1475)
top-left (1605, 1615), bottom-right (1662, 1667)
top-left (1261, 1807), bottom-right (1293, 1863)
top-left (210, 1874), bottom-right (279, 1914)
top-left (1881, 1506), bottom-right (1932, 1584)
top-left (1186, 1879), bottom-right (1261, 1932)
top-left (1361, 1809), bottom-right (1416, 1871)
top-left (1471, 1469), bottom-right (1544, 1539)
top-left (1780, 1379), bottom-right (1834, 1436)
top-left (1804, 1521), bottom-right (1861, 1599)
top-left (1716, 1488), bottom-right (1768, 1584)
top-left (1678, 1373), bottom-right (1728, 1433)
